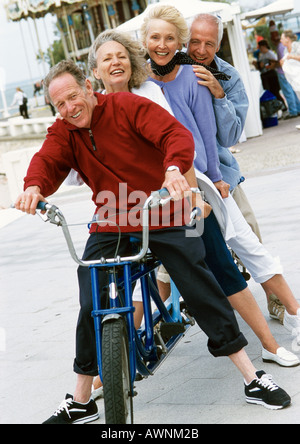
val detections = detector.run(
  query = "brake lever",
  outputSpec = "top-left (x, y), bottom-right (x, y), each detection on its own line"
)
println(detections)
top-left (188, 207), bottom-right (202, 227)
top-left (150, 189), bottom-right (172, 208)
top-left (36, 204), bottom-right (63, 226)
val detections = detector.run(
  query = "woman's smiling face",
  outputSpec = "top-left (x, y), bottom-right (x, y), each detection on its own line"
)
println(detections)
top-left (144, 19), bottom-right (181, 66)
top-left (93, 40), bottom-right (132, 93)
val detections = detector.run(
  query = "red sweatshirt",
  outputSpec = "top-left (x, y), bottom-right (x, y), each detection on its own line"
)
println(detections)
top-left (24, 92), bottom-right (195, 232)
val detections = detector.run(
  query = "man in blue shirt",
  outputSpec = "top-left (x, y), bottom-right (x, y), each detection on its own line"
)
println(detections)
top-left (187, 13), bottom-right (300, 332)
top-left (187, 13), bottom-right (260, 238)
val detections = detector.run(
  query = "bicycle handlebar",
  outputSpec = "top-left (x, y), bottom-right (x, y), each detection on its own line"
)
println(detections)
top-left (37, 202), bottom-right (50, 212)
top-left (157, 187), bottom-right (170, 199)
top-left (34, 188), bottom-right (201, 267)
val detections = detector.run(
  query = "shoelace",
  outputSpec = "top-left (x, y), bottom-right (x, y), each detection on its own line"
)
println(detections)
top-left (53, 398), bottom-right (73, 418)
top-left (257, 374), bottom-right (279, 392)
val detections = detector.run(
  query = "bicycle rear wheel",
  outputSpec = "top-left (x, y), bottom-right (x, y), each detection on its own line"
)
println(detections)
top-left (102, 317), bottom-right (134, 424)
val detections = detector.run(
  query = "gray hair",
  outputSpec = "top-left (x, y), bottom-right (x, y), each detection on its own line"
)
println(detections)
top-left (88, 30), bottom-right (148, 90)
top-left (44, 59), bottom-right (87, 104)
top-left (191, 13), bottom-right (224, 47)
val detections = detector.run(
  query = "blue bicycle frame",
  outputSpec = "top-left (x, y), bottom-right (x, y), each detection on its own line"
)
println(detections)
top-left (35, 188), bottom-right (198, 395)
top-left (90, 255), bottom-right (186, 392)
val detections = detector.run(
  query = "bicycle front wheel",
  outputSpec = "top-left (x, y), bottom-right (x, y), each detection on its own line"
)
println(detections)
top-left (102, 317), bottom-right (134, 424)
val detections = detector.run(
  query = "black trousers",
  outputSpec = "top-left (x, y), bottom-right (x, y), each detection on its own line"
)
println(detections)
top-left (202, 213), bottom-right (248, 296)
top-left (19, 104), bottom-right (29, 119)
top-left (261, 70), bottom-right (285, 106)
top-left (74, 226), bottom-right (247, 376)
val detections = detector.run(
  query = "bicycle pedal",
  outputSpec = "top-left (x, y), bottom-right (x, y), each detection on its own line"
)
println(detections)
top-left (180, 302), bottom-right (196, 326)
top-left (160, 322), bottom-right (185, 341)
top-left (135, 373), bottom-right (143, 382)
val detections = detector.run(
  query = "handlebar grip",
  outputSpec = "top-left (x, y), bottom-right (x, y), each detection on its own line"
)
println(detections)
top-left (37, 202), bottom-right (48, 211)
top-left (158, 188), bottom-right (170, 199)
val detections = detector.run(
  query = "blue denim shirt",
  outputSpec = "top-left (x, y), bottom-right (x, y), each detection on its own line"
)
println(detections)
top-left (213, 56), bottom-right (249, 190)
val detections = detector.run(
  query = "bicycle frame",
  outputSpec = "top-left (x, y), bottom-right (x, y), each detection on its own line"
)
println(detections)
top-left (36, 188), bottom-right (199, 395)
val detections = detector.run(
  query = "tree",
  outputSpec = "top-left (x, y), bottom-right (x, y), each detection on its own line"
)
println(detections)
top-left (37, 23), bottom-right (66, 67)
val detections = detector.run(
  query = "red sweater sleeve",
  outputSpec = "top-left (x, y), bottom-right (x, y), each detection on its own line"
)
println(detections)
top-left (24, 121), bottom-right (75, 196)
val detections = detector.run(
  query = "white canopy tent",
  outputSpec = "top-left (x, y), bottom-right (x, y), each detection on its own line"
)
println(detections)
top-left (242, 0), bottom-right (294, 21)
top-left (117, 0), bottom-right (233, 34)
top-left (117, 0), bottom-right (263, 139)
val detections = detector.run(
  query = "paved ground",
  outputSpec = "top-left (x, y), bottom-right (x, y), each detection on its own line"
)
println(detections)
top-left (0, 116), bottom-right (300, 424)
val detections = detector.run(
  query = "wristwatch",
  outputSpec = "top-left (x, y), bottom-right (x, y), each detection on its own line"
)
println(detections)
top-left (166, 166), bottom-right (180, 173)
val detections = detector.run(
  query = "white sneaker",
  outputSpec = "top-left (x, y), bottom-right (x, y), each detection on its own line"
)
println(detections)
top-left (296, 125), bottom-right (300, 130)
top-left (262, 347), bottom-right (300, 367)
top-left (284, 309), bottom-right (300, 345)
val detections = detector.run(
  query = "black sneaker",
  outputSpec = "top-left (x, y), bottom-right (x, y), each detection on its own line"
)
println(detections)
top-left (43, 394), bottom-right (99, 424)
top-left (245, 371), bottom-right (291, 410)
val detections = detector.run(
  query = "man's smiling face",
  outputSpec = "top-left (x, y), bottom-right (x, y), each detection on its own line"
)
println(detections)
top-left (49, 73), bottom-right (96, 128)
top-left (188, 19), bottom-right (220, 66)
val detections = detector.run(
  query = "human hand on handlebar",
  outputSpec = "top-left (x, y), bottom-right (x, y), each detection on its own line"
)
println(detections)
top-left (162, 170), bottom-right (191, 201)
top-left (15, 186), bottom-right (47, 215)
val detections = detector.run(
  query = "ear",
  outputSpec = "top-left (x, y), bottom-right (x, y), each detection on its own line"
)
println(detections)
top-left (93, 68), bottom-right (101, 80)
top-left (85, 78), bottom-right (94, 95)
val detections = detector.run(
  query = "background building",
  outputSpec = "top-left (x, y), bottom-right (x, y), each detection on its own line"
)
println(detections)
top-left (3, 0), bottom-right (148, 62)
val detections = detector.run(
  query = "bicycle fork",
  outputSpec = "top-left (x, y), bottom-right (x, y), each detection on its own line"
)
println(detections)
top-left (90, 264), bottom-right (136, 391)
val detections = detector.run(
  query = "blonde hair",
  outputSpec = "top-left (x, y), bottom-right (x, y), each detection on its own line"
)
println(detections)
top-left (88, 30), bottom-right (148, 90)
top-left (282, 30), bottom-right (298, 42)
top-left (140, 5), bottom-right (190, 48)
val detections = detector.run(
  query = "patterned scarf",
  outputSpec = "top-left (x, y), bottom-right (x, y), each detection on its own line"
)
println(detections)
top-left (150, 51), bottom-right (231, 81)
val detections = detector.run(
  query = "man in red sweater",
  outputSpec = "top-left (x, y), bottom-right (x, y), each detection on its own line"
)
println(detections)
top-left (15, 61), bottom-right (290, 423)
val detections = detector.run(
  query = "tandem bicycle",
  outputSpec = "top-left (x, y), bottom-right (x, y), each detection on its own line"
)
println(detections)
top-left (33, 188), bottom-right (200, 424)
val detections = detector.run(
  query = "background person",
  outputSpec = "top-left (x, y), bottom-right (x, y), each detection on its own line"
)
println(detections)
top-left (270, 24), bottom-right (300, 119)
top-left (11, 87), bottom-right (29, 119)
top-left (272, 35), bottom-right (300, 119)
top-left (257, 39), bottom-right (285, 109)
top-left (280, 30), bottom-right (300, 102)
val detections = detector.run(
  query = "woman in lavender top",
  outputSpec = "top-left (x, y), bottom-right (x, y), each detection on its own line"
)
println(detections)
top-left (141, 5), bottom-right (229, 196)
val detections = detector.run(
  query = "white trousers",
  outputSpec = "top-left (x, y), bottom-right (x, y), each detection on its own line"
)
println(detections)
top-left (224, 194), bottom-right (282, 284)
top-left (133, 190), bottom-right (283, 302)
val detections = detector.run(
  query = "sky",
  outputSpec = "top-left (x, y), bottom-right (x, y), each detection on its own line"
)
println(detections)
top-left (0, 0), bottom-right (299, 86)
top-left (0, 7), bottom-right (56, 86)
